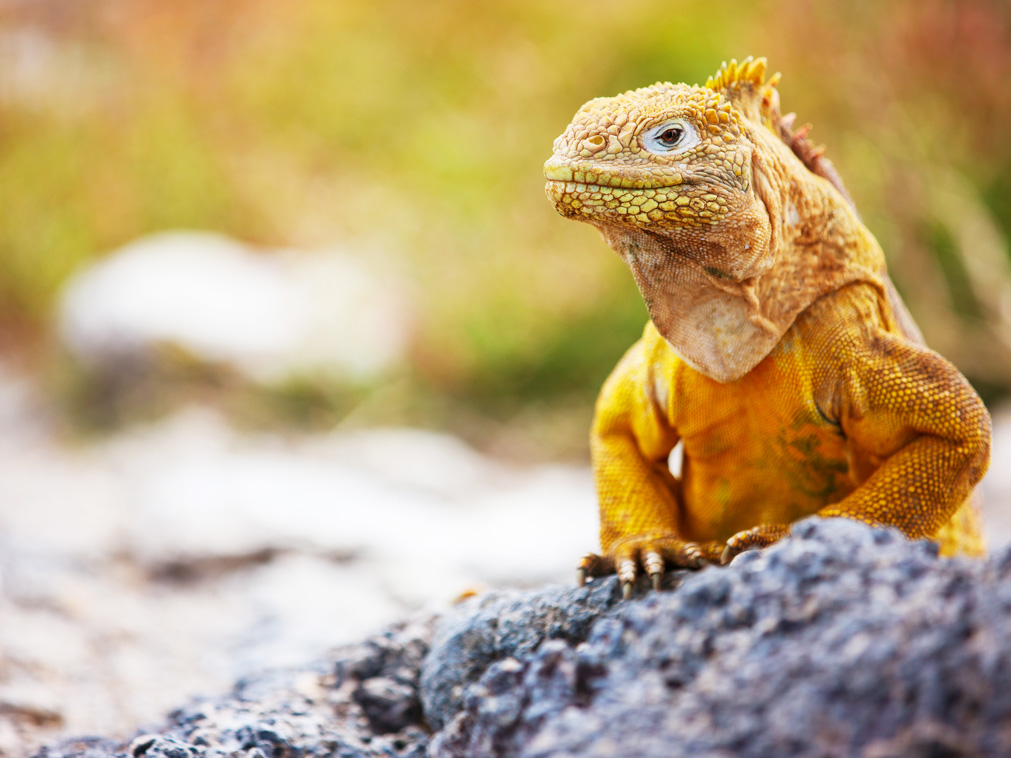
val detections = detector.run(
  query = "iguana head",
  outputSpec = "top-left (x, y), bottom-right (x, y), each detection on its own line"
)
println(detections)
top-left (545, 57), bottom-right (885, 382)
top-left (544, 58), bottom-right (778, 273)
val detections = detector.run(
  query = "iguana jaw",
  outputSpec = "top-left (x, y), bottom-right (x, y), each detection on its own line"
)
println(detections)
top-left (543, 170), bottom-right (719, 230)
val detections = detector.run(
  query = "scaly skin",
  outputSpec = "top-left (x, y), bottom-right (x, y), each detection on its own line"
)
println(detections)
top-left (544, 58), bottom-right (991, 596)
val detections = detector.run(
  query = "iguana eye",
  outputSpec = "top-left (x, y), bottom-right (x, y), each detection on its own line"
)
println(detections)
top-left (660, 127), bottom-right (683, 144)
top-left (644, 119), bottom-right (700, 154)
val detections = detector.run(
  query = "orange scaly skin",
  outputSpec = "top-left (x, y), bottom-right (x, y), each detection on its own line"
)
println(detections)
top-left (543, 58), bottom-right (991, 595)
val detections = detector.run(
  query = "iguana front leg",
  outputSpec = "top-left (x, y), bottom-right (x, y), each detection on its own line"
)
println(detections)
top-left (583, 341), bottom-right (722, 597)
top-left (817, 330), bottom-right (990, 545)
top-left (718, 329), bottom-right (991, 563)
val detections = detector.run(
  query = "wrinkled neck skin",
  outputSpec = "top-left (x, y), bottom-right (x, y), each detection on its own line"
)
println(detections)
top-left (597, 129), bottom-right (888, 383)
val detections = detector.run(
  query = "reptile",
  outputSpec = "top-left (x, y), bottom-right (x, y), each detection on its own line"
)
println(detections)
top-left (543, 57), bottom-right (991, 597)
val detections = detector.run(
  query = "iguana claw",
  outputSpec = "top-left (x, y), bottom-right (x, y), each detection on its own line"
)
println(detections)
top-left (721, 523), bottom-right (792, 564)
top-left (616, 557), bottom-right (637, 588)
top-left (644, 550), bottom-right (664, 591)
top-left (576, 538), bottom-right (722, 597)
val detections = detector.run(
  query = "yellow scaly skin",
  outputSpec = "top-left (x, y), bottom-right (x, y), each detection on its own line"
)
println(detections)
top-left (543, 58), bottom-right (991, 597)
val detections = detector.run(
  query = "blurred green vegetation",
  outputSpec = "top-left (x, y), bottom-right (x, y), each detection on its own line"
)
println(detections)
top-left (1, 0), bottom-right (1010, 458)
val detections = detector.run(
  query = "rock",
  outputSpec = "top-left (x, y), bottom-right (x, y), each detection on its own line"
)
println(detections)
top-left (35, 617), bottom-right (436, 758)
top-left (981, 405), bottom-right (1011, 548)
top-left (429, 518), bottom-right (1011, 757)
top-left (37, 518), bottom-right (1011, 758)
top-left (29, 739), bottom-right (124, 758)
top-left (0, 401), bottom-right (597, 756)
top-left (113, 410), bottom-right (596, 596)
top-left (57, 231), bottom-right (410, 385)
top-left (419, 571), bottom-right (684, 730)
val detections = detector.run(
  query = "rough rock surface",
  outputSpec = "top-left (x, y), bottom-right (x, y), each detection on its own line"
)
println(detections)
top-left (430, 518), bottom-right (1011, 757)
top-left (36, 617), bottom-right (436, 758)
top-left (33, 518), bottom-right (1011, 758)
top-left (0, 392), bottom-right (596, 756)
top-left (420, 567), bottom-right (687, 730)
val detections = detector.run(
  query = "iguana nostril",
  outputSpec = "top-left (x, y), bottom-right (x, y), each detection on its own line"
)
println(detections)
top-left (584, 134), bottom-right (606, 151)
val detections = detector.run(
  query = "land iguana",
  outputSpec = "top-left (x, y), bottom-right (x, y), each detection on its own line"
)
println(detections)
top-left (543, 57), bottom-right (991, 597)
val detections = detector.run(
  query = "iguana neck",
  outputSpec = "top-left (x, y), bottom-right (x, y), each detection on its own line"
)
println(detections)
top-left (598, 133), bottom-right (887, 383)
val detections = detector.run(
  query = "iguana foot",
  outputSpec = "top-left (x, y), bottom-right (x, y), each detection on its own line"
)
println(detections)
top-left (720, 523), bottom-right (792, 564)
top-left (577, 535), bottom-right (722, 598)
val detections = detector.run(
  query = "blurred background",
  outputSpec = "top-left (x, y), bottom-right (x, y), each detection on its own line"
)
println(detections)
top-left (1, 0), bottom-right (1010, 448)
top-left (1, 0), bottom-right (1010, 754)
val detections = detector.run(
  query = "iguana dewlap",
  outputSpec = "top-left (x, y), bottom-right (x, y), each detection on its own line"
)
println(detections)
top-left (543, 57), bottom-right (991, 596)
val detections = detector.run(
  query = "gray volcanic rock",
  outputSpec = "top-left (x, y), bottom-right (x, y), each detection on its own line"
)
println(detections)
top-left (429, 518), bottom-right (1011, 757)
top-left (419, 568), bottom-right (692, 730)
top-left (34, 617), bottom-right (436, 758)
top-left (33, 518), bottom-right (1011, 758)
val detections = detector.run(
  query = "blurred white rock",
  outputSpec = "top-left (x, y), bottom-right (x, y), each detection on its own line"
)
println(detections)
top-left (58, 231), bottom-right (410, 384)
top-left (981, 406), bottom-right (1011, 549)
top-left (117, 409), bottom-right (597, 602)
top-left (0, 394), bottom-right (598, 753)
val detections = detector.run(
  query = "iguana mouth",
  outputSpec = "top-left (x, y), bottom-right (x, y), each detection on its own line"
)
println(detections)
top-left (543, 158), bottom-right (695, 190)
top-left (544, 175), bottom-right (714, 227)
